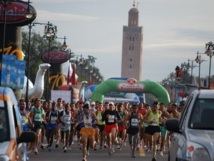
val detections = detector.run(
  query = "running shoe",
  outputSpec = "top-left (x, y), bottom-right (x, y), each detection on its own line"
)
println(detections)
top-left (160, 151), bottom-right (163, 156)
top-left (55, 144), bottom-right (59, 148)
top-left (40, 145), bottom-right (44, 150)
top-left (112, 146), bottom-right (115, 153)
top-left (68, 146), bottom-right (72, 150)
top-left (34, 147), bottom-right (38, 155)
top-left (48, 146), bottom-right (51, 152)
top-left (152, 157), bottom-right (156, 161)
top-left (146, 147), bottom-right (151, 152)
top-left (108, 149), bottom-right (112, 156)
top-left (64, 147), bottom-right (67, 153)
top-left (87, 150), bottom-right (90, 156)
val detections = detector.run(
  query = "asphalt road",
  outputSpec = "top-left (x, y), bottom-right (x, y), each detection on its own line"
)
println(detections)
top-left (28, 141), bottom-right (168, 161)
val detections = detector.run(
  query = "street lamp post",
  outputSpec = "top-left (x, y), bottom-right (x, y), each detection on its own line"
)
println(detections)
top-left (195, 51), bottom-right (206, 87)
top-left (44, 21), bottom-right (57, 101)
top-left (0, 0), bottom-right (11, 86)
top-left (25, 0), bottom-right (34, 107)
top-left (205, 41), bottom-right (214, 89)
top-left (187, 59), bottom-right (197, 84)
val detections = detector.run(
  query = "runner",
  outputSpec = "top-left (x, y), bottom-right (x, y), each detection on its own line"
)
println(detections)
top-left (40, 100), bottom-right (49, 149)
top-left (158, 103), bottom-right (170, 156)
top-left (137, 102), bottom-right (147, 149)
top-left (29, 98), bottom-right (46, 155)
top-left (68, 102), bottom-right (77, 150)
top-left (95, 102), bottom-right (105, 150)
top-left (46, 101), bottom-right (58, 152)
top-left (144, 101), bottom-right (162, 161)
top-left (124, 104), bottom-right (143, 158)
top-left (74, 104), bottom-right (98, 161)
top-left (116, 103), bottom-right (127, 150)
top-left (102, 102), bottom-right (121, 155)
top-left (75, 101), bottom-right (84, 149)
top-left (55, 98), bottom-right (64, 148)
top-left (60, 103), bottom-right (72, 152)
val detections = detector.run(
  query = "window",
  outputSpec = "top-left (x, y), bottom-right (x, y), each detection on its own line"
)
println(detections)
top-left (0, 108), bottom-right (9, 142)
top-left (189, 99), bottom-right (214, 129)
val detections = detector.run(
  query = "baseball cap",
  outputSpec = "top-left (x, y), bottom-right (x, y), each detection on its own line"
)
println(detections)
top-left (109, 102), bottom-right (114, 105)
top-left (91, 102), bottom-right (95, 105)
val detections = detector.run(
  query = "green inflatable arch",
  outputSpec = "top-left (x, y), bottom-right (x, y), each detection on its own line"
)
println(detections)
top-left (91, 78), bottom-right (170, 105)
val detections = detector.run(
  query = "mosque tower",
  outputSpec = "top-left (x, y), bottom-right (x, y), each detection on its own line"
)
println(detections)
top-left (121, 1), bottom-right (143, 80)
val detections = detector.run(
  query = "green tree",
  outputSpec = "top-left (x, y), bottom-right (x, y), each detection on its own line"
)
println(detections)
top-left (22, 31), bottom-right (61, 84)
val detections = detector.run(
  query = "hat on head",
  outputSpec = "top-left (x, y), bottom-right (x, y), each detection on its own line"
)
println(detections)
top-left (109, 102), bottom-right (114, 105)
top-left (91, 102), bottom-right (95, 105)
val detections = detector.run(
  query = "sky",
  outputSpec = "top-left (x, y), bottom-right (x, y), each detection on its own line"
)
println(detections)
top-left (23, 0), bottom-right (214, 83)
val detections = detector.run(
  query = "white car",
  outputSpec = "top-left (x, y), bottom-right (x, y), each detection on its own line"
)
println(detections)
top-left (0, 87), bottom-right (35, 161)
top-left (165, 89), bottom-right (214, 161)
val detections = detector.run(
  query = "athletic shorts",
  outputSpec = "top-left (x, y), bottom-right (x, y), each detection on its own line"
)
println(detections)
top-left (118, 126), bottom-right (126, 132)
top-left (104, 124), bottom-right (117, 134)
top-left (80, 127), bottom-right (96, 138)
top-left (145, 125), bottom-right (160, 135)
top-left (160, 126), bottom-right (167, 138)
top-left (96, 124), bottom-right (105, 132)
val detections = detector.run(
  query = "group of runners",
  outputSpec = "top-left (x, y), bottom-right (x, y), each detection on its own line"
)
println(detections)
top-left (19, 97), bottom-right (184, 161)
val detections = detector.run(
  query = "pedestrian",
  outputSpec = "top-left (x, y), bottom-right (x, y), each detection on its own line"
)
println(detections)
top-left (144, 101), bottom-right (162, 161)
top-left (29, 98), bottom-right (46, 155)
top-left (124, 104), bottom-right (143, 158)
top-left (102, 102), bottom-right (121, 155)
top-left (46, 101), bottom-right (58, 152)
top-left (74, 103), bottom-right (98, 161)
top-left (60, 103), bottom-right (72, 152)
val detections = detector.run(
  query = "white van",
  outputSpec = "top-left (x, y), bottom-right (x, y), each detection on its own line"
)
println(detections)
top-left (0, 87), bottom-right (35, 161)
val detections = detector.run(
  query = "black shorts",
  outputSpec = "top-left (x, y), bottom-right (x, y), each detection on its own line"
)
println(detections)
top-left (145, 125), bottom-right (160, 135)
top-left (96, 124), bottom-right (105, 132)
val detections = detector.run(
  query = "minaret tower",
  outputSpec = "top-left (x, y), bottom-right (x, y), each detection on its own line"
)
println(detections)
top-left (121, 1), bottom-right (143, 80)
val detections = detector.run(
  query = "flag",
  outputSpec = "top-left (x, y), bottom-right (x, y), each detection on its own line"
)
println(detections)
top-left (67, 62), bottom-right (72, 85)
top-left (71, 63), bottom-right (76, 85)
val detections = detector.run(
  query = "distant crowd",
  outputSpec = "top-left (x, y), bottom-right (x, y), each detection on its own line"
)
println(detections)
top-left (19, 98), bottom-right (185, 161)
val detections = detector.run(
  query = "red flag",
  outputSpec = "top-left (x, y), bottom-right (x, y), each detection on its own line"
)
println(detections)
top-left (71, 63), bottom-right (76, 85)
top-left (67, 62), bottom-right (72, 85)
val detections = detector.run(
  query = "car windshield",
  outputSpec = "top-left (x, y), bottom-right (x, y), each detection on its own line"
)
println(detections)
top-left (0, 108), bottom-right (10, 142)
top-left (189, 99), bottom-right (214, 130)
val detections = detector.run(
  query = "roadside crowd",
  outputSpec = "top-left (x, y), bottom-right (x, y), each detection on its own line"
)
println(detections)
top-left (19, 98), bottom-right (185, 161)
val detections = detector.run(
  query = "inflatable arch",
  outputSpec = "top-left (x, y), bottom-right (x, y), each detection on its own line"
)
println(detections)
top-left (91, 78), bottom-right (170, 105)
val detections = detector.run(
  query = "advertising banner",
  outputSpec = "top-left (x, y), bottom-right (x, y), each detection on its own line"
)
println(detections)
top-left (1, 55), bottom-right (26, 89)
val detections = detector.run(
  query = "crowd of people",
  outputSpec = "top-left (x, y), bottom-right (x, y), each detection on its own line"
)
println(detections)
top-left (19, 97), bottom-right (185, 161)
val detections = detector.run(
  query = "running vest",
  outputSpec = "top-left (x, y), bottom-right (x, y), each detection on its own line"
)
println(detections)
top-left (61, 111), bottom-right (71, 131)
top-left (48, 110), bottom-right (58, 124)
top-left (96, 111), bottom-right (105, 125)
top-left (83, 113), bottom-right (93, 128)
top-left (20, 111), bottom-right (29, 132)
top-left (148, 111), bottom-right (161, 126)
top-left (118, 111), bottom-right (125, 126)
top-left (127, 112), bottom-right (140, 135)
top-left (33, 107), bottom-right (43, 125)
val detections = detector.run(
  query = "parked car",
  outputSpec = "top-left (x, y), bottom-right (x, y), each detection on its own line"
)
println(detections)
top-left (0, 87), bottom-right (35, 161)
top-left (165, 89), bottom-right (214, 161)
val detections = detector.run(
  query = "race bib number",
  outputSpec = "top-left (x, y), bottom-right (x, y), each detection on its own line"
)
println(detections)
top-left (131, 118), bottom-right (138, 127)
top-left (108, 115), bottom-right (115, 123)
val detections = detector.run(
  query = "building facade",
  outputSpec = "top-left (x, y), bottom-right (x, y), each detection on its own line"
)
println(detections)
top-left (121, 3), bottom-right (143, 80)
